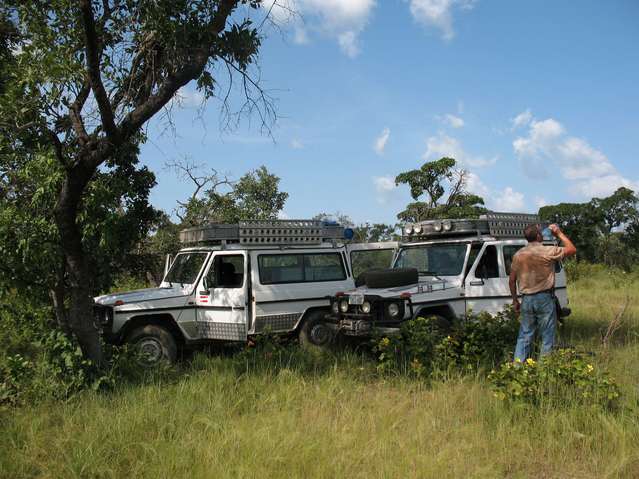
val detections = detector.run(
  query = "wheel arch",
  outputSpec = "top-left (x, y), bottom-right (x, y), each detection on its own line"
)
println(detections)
top-left (118, 313), bottom-right (185, 345)
top-left (296, 306), bottom-right (331, 331)
top-left (413, 303), bottom-right (457, 321)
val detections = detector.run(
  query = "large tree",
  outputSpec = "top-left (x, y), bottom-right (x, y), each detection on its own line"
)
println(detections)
top-left (539, 187), bottom-right (639, 263)
top-left (175, 163), bottom-right (288, 225)
top-left (395, 157), bottom-right (486, 222)
top-left (0, 1), bottom-right (272, 363)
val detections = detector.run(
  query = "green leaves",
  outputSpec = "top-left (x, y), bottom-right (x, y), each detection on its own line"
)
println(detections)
top-left (539, 187), bottom-right (639, 265)
top-left (395, 158), bottom-right (486, 222)
top-left (488, 349), bottom-right (620, 410)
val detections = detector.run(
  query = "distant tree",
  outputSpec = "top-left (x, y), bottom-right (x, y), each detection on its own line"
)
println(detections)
top-left (539, 187), bottom-right (639, 263)
top-left (313, 213), bottom-right (398, 243)
top-left (0, 0), bottom-right (274, 363)
top-left (395, 158), bottom-right (486, 222)
top-left (174, 163), bottom-right (288, 225)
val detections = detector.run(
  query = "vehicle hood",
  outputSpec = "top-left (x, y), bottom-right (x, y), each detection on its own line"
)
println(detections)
top-left (343, 277), bottom-right (460, 298)
top-left (94, 286), bottom-right (189, 306)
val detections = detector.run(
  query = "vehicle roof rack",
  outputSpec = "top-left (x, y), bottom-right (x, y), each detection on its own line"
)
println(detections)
top-left (401, 211), bottom-right (542, 242)
top-left (179, 219), bottom-right (351, 246)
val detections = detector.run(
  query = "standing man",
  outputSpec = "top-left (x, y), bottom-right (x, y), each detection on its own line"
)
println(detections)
top-left (509, 224), bottom-right (577, 361)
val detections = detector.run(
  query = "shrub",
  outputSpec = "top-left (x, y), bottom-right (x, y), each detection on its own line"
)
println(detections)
top-left (374, 309), bottom-right (520, 378)
top-left (488, 349), bottom-right (620, 409)
top-left (0, 293), bottom-right (146, 407)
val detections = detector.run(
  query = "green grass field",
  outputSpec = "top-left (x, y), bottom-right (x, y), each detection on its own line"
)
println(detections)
top-left (2, 270), bottom-right (639, 479)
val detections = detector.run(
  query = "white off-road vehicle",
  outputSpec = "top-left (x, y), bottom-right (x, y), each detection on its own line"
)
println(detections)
top-left (326, 213), bottom-right (571, 337)
top-left (93, 220), bottom-right (396, 364)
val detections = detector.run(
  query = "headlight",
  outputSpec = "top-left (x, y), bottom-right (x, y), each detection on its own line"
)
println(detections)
top-left (404, 224), bottom-right (413, 235)
top-left (387, 302), bottom-right (400, 317)
top-left (433, 222), bottom-right (442, 232)
top-left (361, 301), bottom-right (371, 314)
top-left (331, 301), bottom-right (339, 314)
top-left (443, 220), bottom-right (452, 231)
top-left (413, 224), bottom-right (422, 234)
top-left (339, 299), bottom-right (349, 313)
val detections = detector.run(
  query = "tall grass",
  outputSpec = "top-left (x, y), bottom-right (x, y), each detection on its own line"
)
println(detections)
top-left (2, 269), bottom-right (639, 478)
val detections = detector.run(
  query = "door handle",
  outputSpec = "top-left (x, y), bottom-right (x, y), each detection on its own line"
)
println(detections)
top-left (469, 280), bottom-right (484, 286)
top-left (199, 290), bottom-right (210, 296)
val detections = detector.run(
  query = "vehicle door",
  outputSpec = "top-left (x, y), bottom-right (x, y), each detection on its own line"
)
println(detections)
top-left (346, 241), bottom-right (399, 280)
top-left (195, 251), bottom-right (248, 341)
top-left (464, 242), bottom-right (510, 315)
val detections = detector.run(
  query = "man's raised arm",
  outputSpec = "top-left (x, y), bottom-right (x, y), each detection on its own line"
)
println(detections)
top-left (549, 224), bottom-right (577, 257)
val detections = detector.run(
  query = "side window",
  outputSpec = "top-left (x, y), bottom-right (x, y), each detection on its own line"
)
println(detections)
top-left (258, 255), bottom-right (304, 284)
top-left (475, 245), bottom-right (499, 279)
top-left (350, 249), bottom-right (395, 278)
top-left (503, 245), bottom-right (524, 276)
top-left (258, 253), bottom-right (346, 284)
top-left (206, 255), bottom-right (244, 288)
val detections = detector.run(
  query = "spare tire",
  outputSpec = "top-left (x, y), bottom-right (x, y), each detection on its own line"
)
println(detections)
top-left (363, 268), bottom-right (418, 289)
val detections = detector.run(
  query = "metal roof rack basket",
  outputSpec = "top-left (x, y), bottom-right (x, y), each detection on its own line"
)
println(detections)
top-left (179, 219), bottom-right (347, 245)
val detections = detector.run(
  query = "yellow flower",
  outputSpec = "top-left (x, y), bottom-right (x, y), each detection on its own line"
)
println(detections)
top-left (380, 337), bottom-right (390, 347)
top-left (526, 358), bottom-right (536, 366)
top-left (586, 364), bottom-right (594, 373)
top-left (515, 358), bottom-right (522, 363)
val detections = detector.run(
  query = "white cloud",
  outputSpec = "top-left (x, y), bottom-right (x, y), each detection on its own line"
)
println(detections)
top-left (493, 187), bottom-right (525, 212)
top-left (409, 0), bottom-right (476, 41)
top-left (534, 196), bottom-right (547, 209)
top-left (290, 138), bottom-right (304, 149)
top-left (373, 127), bottom-right (390, 155)
top-left (465, 171), bottom-right (489, 197)
top-left (438, 113), bottom-right (464, 128)
top-left (277, 210), bottom-right (291, 220)
top-left (511, 109), bottom-right (532, 130)
top-left (174, 87), bottom-right (205, 108)
top-left (466, 172), bottom-right (529, 212)
top-left (373, 175), bottom-right (396, 204)
top-left (513, 113), bottom-right (638, 198)
top-left (423, 132), bottom-right (497, 168)
top-left (264, 0), bottom-right (376, 57)
top-left (373, 175), bottom-right (395, 192)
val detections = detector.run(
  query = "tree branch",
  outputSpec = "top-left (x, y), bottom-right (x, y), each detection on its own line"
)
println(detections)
top-left (68, 77), bottom-right (91, 144)
top-left (80, 0), bottom-right (119, 142)
top-left (119, 0), bottom-right (238, 139)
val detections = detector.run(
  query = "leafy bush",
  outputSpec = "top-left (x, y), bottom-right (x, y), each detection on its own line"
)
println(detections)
top-left (0, 293), bottom-right (144, 407)
top-left (374, 309), bottom-right (520, 378)
top-left (488, 349), bottom-right (620, 409)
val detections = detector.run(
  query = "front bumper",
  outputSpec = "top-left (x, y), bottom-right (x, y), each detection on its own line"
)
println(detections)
top-left (326, 295), bottom-right (411, 337)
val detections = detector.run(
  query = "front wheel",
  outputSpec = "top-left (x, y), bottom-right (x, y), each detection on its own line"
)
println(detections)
top-left (126, 324), bottom-right (178, 367)
top-left (299, 312), bottom-right (335, 349)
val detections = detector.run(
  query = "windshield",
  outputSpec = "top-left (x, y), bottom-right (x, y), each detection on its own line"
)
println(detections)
top-left (164, 252), bottom-right (208, 285)
top-left (394, 243), bottom-right (468, 276)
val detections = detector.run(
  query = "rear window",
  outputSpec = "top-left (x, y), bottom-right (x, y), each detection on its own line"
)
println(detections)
top-left (258, 253), bottom-right (346, 285)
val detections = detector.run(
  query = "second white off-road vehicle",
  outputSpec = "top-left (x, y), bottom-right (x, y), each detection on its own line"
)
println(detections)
top-left (325, 213), bottom-right (571, 337)
top-left (93, 220), bottom-right (396, 364)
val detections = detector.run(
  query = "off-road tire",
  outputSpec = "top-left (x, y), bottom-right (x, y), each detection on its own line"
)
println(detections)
top-left (363, 268), bottom-right (418, 289)
top-left (423, 314), bottom-right (453, 335)
top-left (126, 324), bottom-right (178, 367)
top-left (299, 311), bottom-right (335, 349)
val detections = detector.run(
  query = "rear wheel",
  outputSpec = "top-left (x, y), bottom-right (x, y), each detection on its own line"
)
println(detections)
top-left (299, 312), bottom-right (335, 349)
top-left (126, 325), bottom-right (178, 367)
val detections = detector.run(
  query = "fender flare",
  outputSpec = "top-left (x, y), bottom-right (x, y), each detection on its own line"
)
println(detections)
top-left (117, 313), bottom-right (185, 346)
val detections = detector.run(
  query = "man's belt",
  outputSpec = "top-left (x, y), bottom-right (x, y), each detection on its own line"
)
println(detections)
top-left (521, 288), bottom-right (554, 297)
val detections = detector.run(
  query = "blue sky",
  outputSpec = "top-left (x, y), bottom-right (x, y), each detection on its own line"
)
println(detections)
top-left (140, 0), bottom-right (639, 225)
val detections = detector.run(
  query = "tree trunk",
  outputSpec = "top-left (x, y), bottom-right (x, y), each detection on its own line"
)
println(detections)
top-left (49, 271), bottom-right (71, 336)
top-left (55, 164), bottom-right (104, 365)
